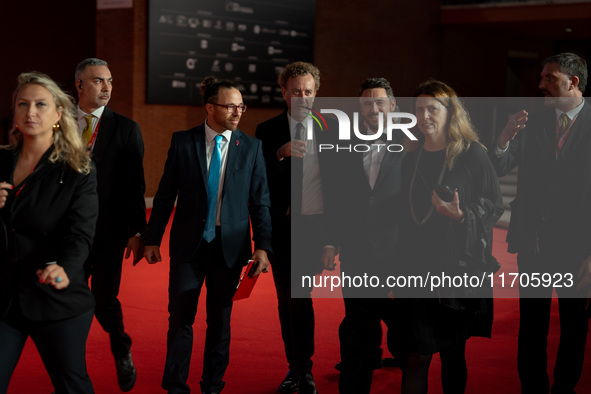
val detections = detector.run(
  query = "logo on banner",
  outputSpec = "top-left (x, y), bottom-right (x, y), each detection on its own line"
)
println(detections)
top-left (298, 107), bottom-right (418, 153)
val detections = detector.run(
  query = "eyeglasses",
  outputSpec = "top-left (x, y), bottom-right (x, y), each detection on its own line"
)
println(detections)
top-left (211, 103), bottom-right (247, 113)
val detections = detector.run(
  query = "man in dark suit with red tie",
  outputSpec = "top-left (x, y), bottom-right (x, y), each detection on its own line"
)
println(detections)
top-left (490, 52), bottom-right (591, 394)
top-left (144, 80), bottom-right (272, 394)
top-left (75, 58), bottom-right (146, 392)
top-left (255, 61), bottom-right (336, 394)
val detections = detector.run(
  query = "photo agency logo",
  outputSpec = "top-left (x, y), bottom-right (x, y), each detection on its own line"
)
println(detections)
top-left (296, 97), bottom-right (418, 153)
top-left (301, 106), bottom-right (329, 132)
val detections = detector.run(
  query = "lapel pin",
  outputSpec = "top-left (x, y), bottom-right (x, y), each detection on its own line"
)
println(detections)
top-left (236, 140), bottom-right (239, 146)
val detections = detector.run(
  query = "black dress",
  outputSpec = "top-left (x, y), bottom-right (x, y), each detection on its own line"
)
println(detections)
top-left (391, 143), bottom-right (504, 354)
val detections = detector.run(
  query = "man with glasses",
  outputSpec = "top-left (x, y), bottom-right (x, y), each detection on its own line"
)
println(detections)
top-left (256, 61), bottom-right (336, 394)
top-left (144, 79), bottom-right (272, 394)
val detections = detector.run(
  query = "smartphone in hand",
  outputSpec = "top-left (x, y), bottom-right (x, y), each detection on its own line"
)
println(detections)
top-left (246, 259), bottom-right (259, 278)
top-left (434, 184), bottom-right (454, 202)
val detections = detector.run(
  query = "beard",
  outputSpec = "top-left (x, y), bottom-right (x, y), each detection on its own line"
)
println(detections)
top-left (366, 113), bottom-right (385, 132)
top-left (224, 115), bottom-right (241, 131)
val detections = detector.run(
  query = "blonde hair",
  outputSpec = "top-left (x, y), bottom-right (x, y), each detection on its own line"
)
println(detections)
top-left (10, 72), bottom-right (91, 174)
top-left (410, 79), bottom-right (484, 170)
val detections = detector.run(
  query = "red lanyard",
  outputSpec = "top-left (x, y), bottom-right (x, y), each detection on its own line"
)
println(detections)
top-left (555, 113), bottom-right (578, 157)
top-left (86, 118), bottom-right (101, 152)
top-left (15, 165), bottom-right (37, 197)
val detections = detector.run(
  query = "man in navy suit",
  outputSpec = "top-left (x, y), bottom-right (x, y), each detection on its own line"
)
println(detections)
top-left (490, 52), bottom-right (590, 394)
top-left (144, 80), bottom-right (272, 394)
top-left (75, 58), bottom-right (146, 392)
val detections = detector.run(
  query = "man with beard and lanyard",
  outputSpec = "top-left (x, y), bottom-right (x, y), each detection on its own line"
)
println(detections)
top-left (75, 58), bottom-right (146, 392)
top-left (490, 52), bottom-right (591, 394)
top-left (256, 61), bottom-right (337, 394)
top-left (329, 78), bottom-right (404, 394)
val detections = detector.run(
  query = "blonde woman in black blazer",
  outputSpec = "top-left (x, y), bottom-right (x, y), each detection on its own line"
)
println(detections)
top-left (0, 72), bottom-right (98, 394)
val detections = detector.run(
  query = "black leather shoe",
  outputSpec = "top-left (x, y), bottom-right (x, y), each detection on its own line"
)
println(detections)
top-left (115, 351), bottom-right (137, 392)
top-left (278, 370), bottom-right (298, 393)
top-left (297, 372), bottom-right (317, 394)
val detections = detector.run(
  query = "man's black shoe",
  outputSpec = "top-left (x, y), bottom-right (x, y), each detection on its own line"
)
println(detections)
top-left (297, 372), bottom-right (317, 394)
top-left (115, 351), bottom-right (137, 392)
top-left (278, 370), bottom-right (298, 393)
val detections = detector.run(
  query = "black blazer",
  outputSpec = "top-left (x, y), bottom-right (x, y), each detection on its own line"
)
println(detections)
top-left (255, 109), bottom-right (337, 254)
top-left (91, 106), bottom-right (146, 246)
top-left (146, 124), bottom-right (272, 268)
top-left (0, 147), bottom-right (98, 321)
top-left (490, 101), bottom-right (591, 265)
top-left (332, 134), bottom-right (406, 267)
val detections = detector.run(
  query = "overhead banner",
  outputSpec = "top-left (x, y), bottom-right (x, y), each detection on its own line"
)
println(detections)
top-left (147, 0), bottom-right (316, 106)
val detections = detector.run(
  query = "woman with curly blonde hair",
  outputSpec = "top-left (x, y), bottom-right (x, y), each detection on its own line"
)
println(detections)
top-left (8, 72), bottom-right (92, 174)
top-left (0, 71), bottom-right (98, 393)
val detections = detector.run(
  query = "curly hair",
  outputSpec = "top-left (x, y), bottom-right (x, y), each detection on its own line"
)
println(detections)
top-left (10, 72), bottom-right (91, 174)
top-left (278, 61), bottom-right (320, 91)
top-left (411, 79), bottom-right (483, 170)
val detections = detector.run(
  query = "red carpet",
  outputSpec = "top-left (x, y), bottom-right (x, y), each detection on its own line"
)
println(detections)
top-left (8, 215), bottom-right (591, 393)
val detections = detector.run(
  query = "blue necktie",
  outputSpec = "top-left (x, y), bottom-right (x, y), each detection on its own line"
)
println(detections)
top-left (204, 134), bottom-right (223, 242)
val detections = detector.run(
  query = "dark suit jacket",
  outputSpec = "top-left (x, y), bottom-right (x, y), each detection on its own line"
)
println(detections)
top-left (146, 123), bottom-right (272, 268)
top-left (0, 147), bottom-right (98, 321)
top-left (91, 106), bottom-right (146, 247)
top-left (255, 109), bottom-right (337, 257)
top-left (333, 134), bottom-right (406, 269)
top-left (490, 101), bottom-right (591, 266)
